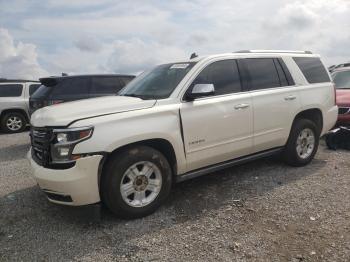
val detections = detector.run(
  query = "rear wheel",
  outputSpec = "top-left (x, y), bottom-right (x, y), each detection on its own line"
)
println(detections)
top-left (283, 119), bottom-right (320, 167)
top-left (1, 112), bottom-right (27, 133)
top-left (101, 146), bottom-right (172, 219)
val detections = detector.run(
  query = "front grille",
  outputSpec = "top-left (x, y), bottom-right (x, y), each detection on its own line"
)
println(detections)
top-left (339, 107), bottom-right (350, 115)
top-left (30, 127), bottom-right (53, 167)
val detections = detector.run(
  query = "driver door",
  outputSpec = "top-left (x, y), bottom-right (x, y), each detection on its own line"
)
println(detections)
top-left (180, 59), bottom-right (253, 172)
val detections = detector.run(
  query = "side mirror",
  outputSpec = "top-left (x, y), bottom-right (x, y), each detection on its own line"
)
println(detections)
top-left (186, 83), bottom-right (215, 101)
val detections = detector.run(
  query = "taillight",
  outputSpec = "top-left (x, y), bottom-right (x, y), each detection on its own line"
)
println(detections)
top-left (333, 83), bottom-right (337, 105)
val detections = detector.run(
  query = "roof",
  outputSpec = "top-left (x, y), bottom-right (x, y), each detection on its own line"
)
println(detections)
top-left (0, 78), bottom-right (39, 83)
top-left (235, 50), bottom-right (313, 54)
top-left (183, 50), bottom-right (319, 63)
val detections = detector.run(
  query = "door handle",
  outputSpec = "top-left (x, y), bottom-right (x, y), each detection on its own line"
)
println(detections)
top-left (234, 103), bottom-right (250, 110)
top-left (284, 95), bottom-right (297, 101)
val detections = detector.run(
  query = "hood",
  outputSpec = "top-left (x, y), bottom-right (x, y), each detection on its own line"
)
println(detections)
top-left (336, 89), bottom-right (350, 106)
top-left (31, 96), bottom-right (156, 127)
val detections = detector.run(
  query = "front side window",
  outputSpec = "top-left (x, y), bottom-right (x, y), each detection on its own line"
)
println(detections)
top-left (29, 84), bottom-right (41, 96)
top-left (119, 62), bottom-right (196, 99)
top-left (91, 77), bottom-right (123, 95)
top-left (293, 57), bottom-right (330, 84)
top-left (244, 58), bottom-right (281, 90)
top-left (191, 60), bottom-right (242, 96)
top-left (332, 70), bottom-right (350, 89)
top-left (0, 84), bottom-right (23, 97)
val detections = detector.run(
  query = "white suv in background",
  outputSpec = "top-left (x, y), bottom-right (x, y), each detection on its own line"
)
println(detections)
top-left (29, 50), bottom-right (338, 218)
top-left (0, 79), bottom-right (40, 133)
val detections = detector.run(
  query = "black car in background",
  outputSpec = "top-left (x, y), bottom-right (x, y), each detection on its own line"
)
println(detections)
top-left (29, 74), bottom-right (135, 115)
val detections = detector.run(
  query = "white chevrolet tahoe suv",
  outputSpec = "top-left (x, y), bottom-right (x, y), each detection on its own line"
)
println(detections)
top-left (29, 51), bottom-right (338, 218)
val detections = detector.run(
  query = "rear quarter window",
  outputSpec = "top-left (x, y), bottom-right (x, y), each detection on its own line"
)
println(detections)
top-left (0, 84), bottom-right (23, 97)
top-left (293, 57), bottom-right (330, 84)
top-left (29, 84), bottom-right (41, 96)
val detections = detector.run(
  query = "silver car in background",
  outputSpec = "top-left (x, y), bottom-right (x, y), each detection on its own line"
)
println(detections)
top-left (0, 79), bottom-right (40, 133)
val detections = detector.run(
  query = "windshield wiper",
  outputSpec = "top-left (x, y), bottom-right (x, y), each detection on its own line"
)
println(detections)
top-left (121, 94), bottom-right (156, 100)
top-left (122, 94), bottom-right (140, 98)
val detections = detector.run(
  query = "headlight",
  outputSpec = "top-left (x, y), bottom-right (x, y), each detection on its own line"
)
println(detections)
top-left (50, 126), bottom-right (93, 163)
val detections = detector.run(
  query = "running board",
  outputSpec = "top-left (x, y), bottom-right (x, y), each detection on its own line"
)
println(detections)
top-left (176, 147), bottom-right (283, 183)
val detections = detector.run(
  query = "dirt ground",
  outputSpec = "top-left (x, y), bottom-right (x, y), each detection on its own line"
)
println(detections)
top-left (0, 131), bottom-right (350, 261)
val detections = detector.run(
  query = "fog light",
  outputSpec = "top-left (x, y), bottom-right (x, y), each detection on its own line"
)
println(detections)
top-left (58, 147), bottom-right (70, 156)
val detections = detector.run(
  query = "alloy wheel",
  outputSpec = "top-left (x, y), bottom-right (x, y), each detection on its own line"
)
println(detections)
top-left (6, 116), bottom-right (23, 131)
top-left (120, 161), bottom-right (162, 207)
top-left (296, 128), bottom-right (315, 159)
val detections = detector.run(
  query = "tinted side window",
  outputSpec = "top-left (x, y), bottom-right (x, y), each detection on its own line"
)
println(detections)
top-left (293, 57), bottom-right (330, 83)
top-left (29, 84), bottom-right (41, 96)
top-left (0, 84), bottom-right (23, 97)
top-left (244, 58), bottom-right (281, 90)
top-left (193, 60), bottom-right (242, 96)
top-left (91, 77), bottom-right (122, 95)
top-left (51, 78), bottom-right (90, 98)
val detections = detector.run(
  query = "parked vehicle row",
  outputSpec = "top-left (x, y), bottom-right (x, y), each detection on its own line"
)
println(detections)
top-left (0, 74), bottom-right (135, 133)
top-left (28, 50), bottom-right (338, 218)
top-left (30, 74), bottom-right (134, 115)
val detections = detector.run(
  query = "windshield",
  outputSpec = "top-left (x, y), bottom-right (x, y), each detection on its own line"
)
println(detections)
top-left (332, 70), bottom-right (350, 89)
top-left (119, 62), bottom-right (196, 99)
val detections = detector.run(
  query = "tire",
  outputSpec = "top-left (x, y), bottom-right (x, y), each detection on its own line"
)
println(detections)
top-left (101, 145), bottom-right (172, 219)
top-left (1, 112), bottom-right (27, 133)
top-left (283, 119), bottom-right (320, 167)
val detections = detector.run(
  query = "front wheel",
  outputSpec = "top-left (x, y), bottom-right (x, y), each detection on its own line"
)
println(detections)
top-left (101, 146), bottom-right (172, 219)
top-left (283, 119), bottom-right (320, 167)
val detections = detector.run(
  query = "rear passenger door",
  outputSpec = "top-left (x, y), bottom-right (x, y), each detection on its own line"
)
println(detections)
top-left (240, 58), bottom-right (300, 152)
top-left (181, 59), bottom-right (253, 171)
top-left (90, 76), bottom-right (124, 97)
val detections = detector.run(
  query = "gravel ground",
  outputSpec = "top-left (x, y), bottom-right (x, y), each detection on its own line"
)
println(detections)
top-left (0, 131), bottom-right (350, 261)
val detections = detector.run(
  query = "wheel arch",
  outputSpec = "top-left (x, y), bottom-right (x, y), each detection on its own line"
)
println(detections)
top-left (99, 138), bottom-right (179, 188)
top-left (292, 108), bottom-right (323, 134)
top-left (0, 108), bottom-right (29, 123)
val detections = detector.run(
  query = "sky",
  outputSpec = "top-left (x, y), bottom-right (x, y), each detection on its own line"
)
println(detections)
top-left (0, 0), bottom-right (350, 80)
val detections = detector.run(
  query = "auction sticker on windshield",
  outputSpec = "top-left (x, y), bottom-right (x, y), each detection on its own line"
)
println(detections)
top-left (170, 63), bottom-right (190, 69)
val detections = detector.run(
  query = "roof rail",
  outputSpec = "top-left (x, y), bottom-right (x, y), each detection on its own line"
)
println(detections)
top-left (0, 79), bottom-right (39, 83)
top-left (235, 50), bottom-right (313, 54)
